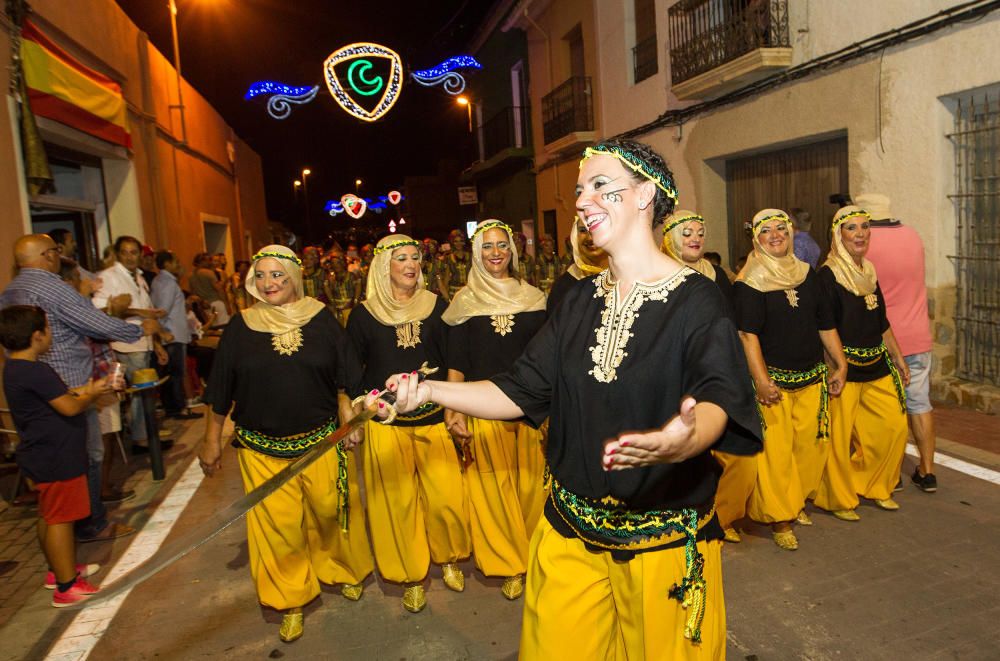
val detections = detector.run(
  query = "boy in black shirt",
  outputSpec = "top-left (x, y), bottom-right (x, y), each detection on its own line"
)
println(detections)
top-left (1, 305), bottom-right (112, 606)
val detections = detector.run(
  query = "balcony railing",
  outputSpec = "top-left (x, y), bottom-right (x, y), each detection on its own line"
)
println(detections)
top-left (668, 0), bottom-right (790, 85)
top-left (633, 35), bottom-right (659, 84)
top-left (479, 106), bottom-right (530, 162)
top-left (542, 76), bottom-right (593, 146)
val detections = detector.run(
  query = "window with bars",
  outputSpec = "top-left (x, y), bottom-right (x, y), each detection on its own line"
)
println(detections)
top-left (632, 0), bottom-right (658, 83)
top-left (949, 91), bottom-right (1000, 385)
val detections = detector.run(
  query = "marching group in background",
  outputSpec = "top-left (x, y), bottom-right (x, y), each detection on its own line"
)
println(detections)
top-left (0, 137), bottom-right (939, 658)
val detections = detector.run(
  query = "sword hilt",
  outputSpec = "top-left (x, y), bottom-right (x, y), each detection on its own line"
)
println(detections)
top-left (351, 363), bottom-right (439, 424)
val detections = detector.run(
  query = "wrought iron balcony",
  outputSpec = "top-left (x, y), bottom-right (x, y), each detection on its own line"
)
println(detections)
top-left (668, 0), bottom-right (791, 98)
top-left (480, 106), bottom-right (531, 162)
top-left (542, 76), bottom-right (594, 148)
top-left (633, 35), bottom-right (659, 84)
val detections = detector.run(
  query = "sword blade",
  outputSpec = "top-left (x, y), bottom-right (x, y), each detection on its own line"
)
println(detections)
top-left (67, 403), bottom-right (378, 610)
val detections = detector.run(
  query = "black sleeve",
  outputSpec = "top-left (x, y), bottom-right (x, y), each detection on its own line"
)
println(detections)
top-left (682, 285), bottom-right (762, 456)
top-left (204, 314), bottom-right (241, 417)
top-left (712, 264), bottom-right (735, 320)
top-left (815, 268), bottom-right (839, 330)
top-left (447, 321), bottom-right (470, 378)
top-left (490, 312), bottom-right (557, 428)
top-left (876, 283), bottom-right (890, 334)
top-left (329, 311), bottom-right (362, 397)
top-left (427, 299), bottom-right (450, 375)
top-left (733, 282), bottom-right (765, 335)
top-left (35, 364), bottom-right (70, 402)
top-left (345, 306), bottom-right (369, 397)
top-left (546, 273), bottom-right (575, 318)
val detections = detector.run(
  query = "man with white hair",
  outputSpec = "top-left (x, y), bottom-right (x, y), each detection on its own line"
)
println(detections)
top-left (860, 193), bottom-right (937, 492)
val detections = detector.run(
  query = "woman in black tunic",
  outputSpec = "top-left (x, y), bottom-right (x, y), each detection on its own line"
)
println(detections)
top-left (375, 140), bottom-right (761, 659)
top-left (814, 206), bottom-right (910, 519)
top-left (546, 215), bottom-right (607, 316)
top-left (442, 219), bottom-right (548, 601)
top-left (346, 234), bottom-right (470, 613)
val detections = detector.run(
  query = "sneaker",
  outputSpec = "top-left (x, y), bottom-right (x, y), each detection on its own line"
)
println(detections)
top-left (52, 575), bottom-right (100, 607)
top-left (911, 468), bottom-right (938, 493)
top-left (893, 478), bottom-right (905, 493)
top-left (101, 489), bottom-right (136, 504)
top-left (78, 522), bottom-right (136, 543)
top-left (45, 563), bottom-right (100, 589)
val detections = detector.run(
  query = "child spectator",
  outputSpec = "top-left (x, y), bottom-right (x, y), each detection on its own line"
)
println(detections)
top-left (1, 305), bottom-right (113, 606)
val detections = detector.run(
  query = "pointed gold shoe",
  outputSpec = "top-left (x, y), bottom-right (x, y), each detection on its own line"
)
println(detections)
top-left (795, 510), bottom-right (813, 526)
top-left (442, 563), bottom-right (465, 592)
top-left (723, 527), bottom-right (742, 543)
top-left (832, 509), bottom-right (861, 522)
top-left (874, 498), bottom-right (900, 511)
top-left (340, 583), bottom-right (363, 601)
top-left (279, 610), bottom-right (304, 643)
top-left (501, 574), bottom-right (524, 600)
top-left (772, 530), bottom-right (798, 551)
top-left (402, 584), bottom-right (426, 613)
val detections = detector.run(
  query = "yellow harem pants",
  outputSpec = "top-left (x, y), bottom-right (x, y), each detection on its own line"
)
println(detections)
top-left (747, 381), bottom-right (827, 524)
top-left (237, 447), bottom-right (373, 610)
top-left (520, 518), bottom-right (725, 661)
top-left (713, 451), bottom-right (756, 530)
top-left (363, 421), bottom-right (471, 583)
top-left (814, 375), bottom-right (908, 511)
top-left (466, 417), bottom-right (548, 577)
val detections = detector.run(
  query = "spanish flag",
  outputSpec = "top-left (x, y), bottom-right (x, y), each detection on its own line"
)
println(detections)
top-left (20, 20), bottom-right (131, 149)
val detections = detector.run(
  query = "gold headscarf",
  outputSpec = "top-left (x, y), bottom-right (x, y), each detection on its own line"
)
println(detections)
top-left (735, 209), bottom-right (810, 292)
top-left (242, 245), bottom-right (325, 355)
top-left (566, 217), bottom-right (607, 280)
top-left (824, 206), bottom-right (878, 296)
top-left (442, 220), bottom-right (547, 326)
top-left (661, 210), bottom-right (715, 280)
top-left (362, 234), bottom-right (438, 326)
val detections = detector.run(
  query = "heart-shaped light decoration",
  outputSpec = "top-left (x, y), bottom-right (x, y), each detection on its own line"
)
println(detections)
top-left (341, 194), bottom-right (367, 219)
top-left (387, 190), bottom-right (402, 205)
top-left (324, 43), bottom-right (404, 123)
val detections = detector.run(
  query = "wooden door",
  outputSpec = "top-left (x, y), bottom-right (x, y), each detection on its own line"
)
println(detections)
top-left (725, 137), bottom-right (849, 269)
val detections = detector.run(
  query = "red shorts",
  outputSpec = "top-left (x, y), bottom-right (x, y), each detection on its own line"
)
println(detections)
top-left (35, 474), bottom-right (91, 525)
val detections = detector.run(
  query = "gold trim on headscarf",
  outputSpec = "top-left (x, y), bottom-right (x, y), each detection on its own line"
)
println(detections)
top-left (824, 206), bottom-right (878, 296)
top-left (567, 216), bottom-right (608, 280)
top-left (660, 210), bottom-right (715, 281)
top-left (735, 209), bottom-right (809, 293)
top-left (363, 234), bottom-right (438, 328)
top-left (242, 244), bottom-right (325, 355)
top-left (442, 220), bottom-right (547, 326)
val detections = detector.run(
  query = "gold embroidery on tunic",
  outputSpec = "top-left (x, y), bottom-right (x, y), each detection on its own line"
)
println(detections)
top-left (588, 269), bottom-right (690, 383)
top-left (395, 320), bottom-right (422, 349)
top-left (864, 293), bottom-right (878, 311)
top-left (271, 328), bottom-right (303, 356)
top-left (785, 289), bottom-right (800, 308)
top-left (491, 314), bottom-right (515, 336)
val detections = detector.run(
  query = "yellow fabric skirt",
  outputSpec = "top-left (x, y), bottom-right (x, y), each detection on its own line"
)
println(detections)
top-left (747, 381), bottom-right (827, 524)
top-left (713, 451), bottom-right (756, 530)
top-left (520, 518), bottom-right (726, 660)
top-left (362, 421), bottom-right (471, 583)
top-left (465, 417), bottom-right (547, 577)
top-left (814, 375), bottom-right (908, 511)
top-left (237, 446), bottom-right (373, 610)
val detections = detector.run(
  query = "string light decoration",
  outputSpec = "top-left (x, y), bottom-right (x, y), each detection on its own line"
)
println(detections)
top-left (245, 45), bottom-right (481, 122)
top-left (389, 220), bottom-right (397, 233)
top-left (244, 81), bottom-right (319, 120)
top-left (410, 55), bottom-right (482, 95)
top-left (324, 43), bottom-right (404, 123)
top-left (324, 189), bottom-right (404, 218)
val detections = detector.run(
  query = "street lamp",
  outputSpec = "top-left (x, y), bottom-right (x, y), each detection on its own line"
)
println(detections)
top-left (302, 168), bottom-right (312, 242)
top-left (456, 96), bottom-right (472, 133)
top-left (167, 0), bottom-right (188, 143)
top-left (355, 178), bottom-right (362, 195)
top-left (293, 179), bottom-right (301, 195)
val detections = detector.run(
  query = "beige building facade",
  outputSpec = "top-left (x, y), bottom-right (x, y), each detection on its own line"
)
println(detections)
top-left (0, 0), bottom-right (271, 286)
top-left (513, 0), bottom-right (1000, 398)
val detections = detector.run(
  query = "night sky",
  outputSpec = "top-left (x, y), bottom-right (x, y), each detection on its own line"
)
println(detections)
top-left (114, 0), bottom-right (492, 240)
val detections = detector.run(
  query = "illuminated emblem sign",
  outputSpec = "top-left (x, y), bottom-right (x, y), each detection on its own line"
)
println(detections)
top-left (387, 190), bottom-right (402, 205)
top-left (341, 194), bottom-right (367, 219)
top-left (324, 43), bottom-right (404, 123)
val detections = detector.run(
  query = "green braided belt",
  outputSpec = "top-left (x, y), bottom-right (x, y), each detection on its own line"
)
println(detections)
top-left (766, 362), bottom-right (830, 440)
top-left (843, 343), bottom-right (907, 413)
top-left (550, 479), bottom-right (713, 643)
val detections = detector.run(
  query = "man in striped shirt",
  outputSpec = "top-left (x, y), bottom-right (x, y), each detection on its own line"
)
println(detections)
top-left (1, 234), bottom-right (161, 540)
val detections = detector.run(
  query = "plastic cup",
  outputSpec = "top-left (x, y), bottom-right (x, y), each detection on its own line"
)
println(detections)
top-left (108, 361), bottom-right (126, 391)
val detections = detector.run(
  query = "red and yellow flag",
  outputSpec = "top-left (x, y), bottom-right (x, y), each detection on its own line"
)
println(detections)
top-left (20, 20), bottom-right (131, 148)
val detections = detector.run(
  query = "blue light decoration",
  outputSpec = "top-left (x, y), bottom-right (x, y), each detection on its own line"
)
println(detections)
top-left (410, 55), bottom-right (482, 95)
top-left (244, 81), bottom-right (320, 120)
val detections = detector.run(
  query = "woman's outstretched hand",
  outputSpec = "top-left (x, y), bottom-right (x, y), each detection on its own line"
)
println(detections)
top-left (365, 371), bottom-right (432, 418)
top-left (602, 397), bottom-right (701, 470)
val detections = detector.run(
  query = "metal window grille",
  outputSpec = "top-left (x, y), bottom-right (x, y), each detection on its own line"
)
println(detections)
top-left (541, 76), bottom-right (593, 145)
top-left (667, 0), bottom-right (790, 85)
top-left (949, 92), bottom-right (1000, 385)
top-left (633, 35), bottom-right (659, 83)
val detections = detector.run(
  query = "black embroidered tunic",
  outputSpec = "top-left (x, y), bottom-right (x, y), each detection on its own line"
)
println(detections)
top-left (447, 310), bottom-right (546, 381)
top-left (490, 269), bottom-right (761, 556)
top-left (346, 297), bottom-right (450, 427)
top-left (817, 267), bottom-right (891, 383)
top-left (205, 310), bottom-right (361, 443)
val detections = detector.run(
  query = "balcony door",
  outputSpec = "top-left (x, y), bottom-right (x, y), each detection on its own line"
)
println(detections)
top-left (725, 137), bottom-right (849, 268)
top-left (567, 25), bottom-right (585, 78)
